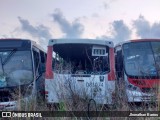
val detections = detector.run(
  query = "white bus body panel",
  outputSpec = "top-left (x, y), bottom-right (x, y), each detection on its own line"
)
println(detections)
top-left (45, 73), bottom-right (115, 104)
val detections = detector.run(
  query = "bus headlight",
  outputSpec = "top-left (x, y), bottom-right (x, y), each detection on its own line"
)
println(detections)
top-left (127, 84), bottom-right (138, 91)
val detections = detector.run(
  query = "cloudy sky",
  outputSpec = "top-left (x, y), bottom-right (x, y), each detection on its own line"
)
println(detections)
top-left (0, 0), bottom-right (160, 48)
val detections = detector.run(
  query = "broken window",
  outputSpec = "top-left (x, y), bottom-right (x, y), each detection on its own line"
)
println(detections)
top-left (52, 44), bottom-right (110, 75)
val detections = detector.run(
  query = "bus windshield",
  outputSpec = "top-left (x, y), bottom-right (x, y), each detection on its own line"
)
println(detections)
top-left (123, 42), bottom-right (160, 77)
top-left (0, 50), bottom-right (33, 88)
top-left (53, 44), bottom-right (109, 75)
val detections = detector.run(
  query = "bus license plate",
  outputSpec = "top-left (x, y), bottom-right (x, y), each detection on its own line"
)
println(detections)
top-left (86, 82), bottom-right (103, 87)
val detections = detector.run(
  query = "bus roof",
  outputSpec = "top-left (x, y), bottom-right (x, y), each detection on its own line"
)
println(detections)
top-left (48, 39), bottom-right (114, 47)
top-left (115, 39), bottom-right (160, 47)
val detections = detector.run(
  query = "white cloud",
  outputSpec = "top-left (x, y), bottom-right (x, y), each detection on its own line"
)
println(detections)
top-left (51, 9), bottom-right (84, 38)
top-left (17, 17), bottom-right (52, 45)
top-left (133, 15), bottom-right (160, 39)
top-left (97, 20), bottom-right (131, 43)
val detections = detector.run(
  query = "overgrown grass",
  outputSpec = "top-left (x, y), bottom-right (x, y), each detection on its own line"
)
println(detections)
top-left (2, 64), bottom-right (160, 120)
top-left (1, 82), bottom-right (159, 120)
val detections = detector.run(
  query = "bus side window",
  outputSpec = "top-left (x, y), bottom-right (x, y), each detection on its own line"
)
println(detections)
top-left (52, 58), bottom-right (60, 71)
top-left (39, 51), bottom-right (46, 72)
top-left (115, 49), bottom-right (123, 79)
top-left (33, 50), bottom-right (40, 76)
top-left (52, 59), bottom-right (55, 70)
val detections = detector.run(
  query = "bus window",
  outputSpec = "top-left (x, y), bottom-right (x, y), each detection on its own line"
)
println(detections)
top-left (151, 42), bottom-right (160, 74)
top-left (52, 44), bottom-right (109, 74)
top-left (123, 42), bottom-right (157, 77)
top-left (39, 50), bottom-right (46, 72)
top-left (115, 49), bottom-right (123, 78)
top-left (40, 51), bottom-right (45, 63)
top-left (0, 51), bottom-right (33, 87)
top-left (33, 50), bottom-right (40, 76)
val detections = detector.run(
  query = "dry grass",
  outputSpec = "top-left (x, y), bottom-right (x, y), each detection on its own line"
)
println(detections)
top-left (2, 64), bottom-right (160, 120)
top-left (1, 81), bottom-right (159, 120)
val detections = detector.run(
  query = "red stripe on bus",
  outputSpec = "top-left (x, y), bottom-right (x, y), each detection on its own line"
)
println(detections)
top-left (45, 46), bottom-right (53, 79)
top-left (128, 77), bottom-right (160, 88)
top-left (108, 48), bottom-right (115, 81)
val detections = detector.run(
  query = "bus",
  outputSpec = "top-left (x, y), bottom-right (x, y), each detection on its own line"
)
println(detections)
top-left (0, 38), bottom-right (46, 110)
top-left (45, 39), bottom-right (115, 105)
top-left (115, 39), bottom-right (160, 103)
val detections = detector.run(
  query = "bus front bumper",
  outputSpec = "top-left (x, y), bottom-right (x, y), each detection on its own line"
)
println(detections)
top-left (0, 95), bottom-right (35, 110)
top-left (0, 101), bottom-right (17, 110)
top-left (126, 90), bottom-right (156, 102)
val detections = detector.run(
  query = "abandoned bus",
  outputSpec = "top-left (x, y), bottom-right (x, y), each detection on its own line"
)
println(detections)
top-left (45, 39), bottom-right (115, 105)
top-left (115, 39), bottom-right (160, 102)
top-left (0, 39), bottom-right (46, 110)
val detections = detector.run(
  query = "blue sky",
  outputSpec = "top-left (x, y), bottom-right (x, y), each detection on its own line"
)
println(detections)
top-left (0, 0), bottom-right (160, 48)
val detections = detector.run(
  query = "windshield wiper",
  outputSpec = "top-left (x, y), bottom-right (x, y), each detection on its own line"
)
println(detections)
top-left (2, 49), bottom-right (17, 66)
top-left (0, 49), bottom-right (17, 76)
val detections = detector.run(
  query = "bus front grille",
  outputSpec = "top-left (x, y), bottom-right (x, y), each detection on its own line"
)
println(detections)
top-left (141, 88), bottom-right (157, 93)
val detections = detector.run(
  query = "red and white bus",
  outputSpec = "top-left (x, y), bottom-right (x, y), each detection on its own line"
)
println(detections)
top-left (45, 39), bottom-right (115, 105)
top-left (115, 39), bottom-right (160, 102)
top-left (0, 39), bottom-right (46, 110)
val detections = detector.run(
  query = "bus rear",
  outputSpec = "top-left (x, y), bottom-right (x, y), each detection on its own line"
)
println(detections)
top-left (45, 39), bottom-right (115, 105)
top-left (116, 39), bottom-right (160, 102)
